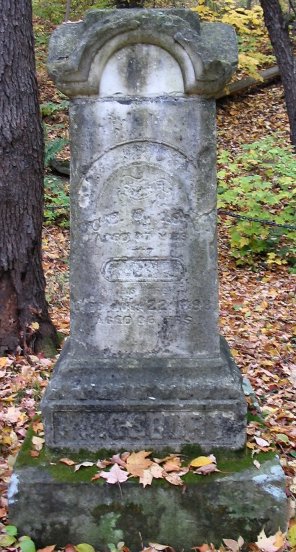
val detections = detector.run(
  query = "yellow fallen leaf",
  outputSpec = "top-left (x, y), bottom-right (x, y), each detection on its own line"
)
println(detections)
top-left (31, 322), bottom-right (40, 330)
top-left (288, 521), bottom-right (296, 547)
top-left (190, 455), bottom-right (216, 468)
top-left (0, 357), bottom-right (7, 368)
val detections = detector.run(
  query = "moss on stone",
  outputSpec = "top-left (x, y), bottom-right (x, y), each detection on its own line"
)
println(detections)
top-left (16, 422), bottom-right (277, 486)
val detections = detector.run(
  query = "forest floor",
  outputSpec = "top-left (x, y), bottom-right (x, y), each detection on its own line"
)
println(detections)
top-left (0, 57), bottom-right (295, 551)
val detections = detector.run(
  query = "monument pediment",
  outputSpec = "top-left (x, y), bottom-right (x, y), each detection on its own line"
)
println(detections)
top-left (48, 9), bottom-right (238, 97)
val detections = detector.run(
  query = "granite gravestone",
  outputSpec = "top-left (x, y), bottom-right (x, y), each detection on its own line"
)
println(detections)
top-left (9, 10), bottom-right (288, 549)
top-left (41, 8), bottom-right (247, 451)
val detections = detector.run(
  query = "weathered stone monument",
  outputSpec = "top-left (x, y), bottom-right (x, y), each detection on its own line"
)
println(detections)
top-left (9, 9), bottom-right (288, 549)
top-left (43, 8), bottom-right (248, 451)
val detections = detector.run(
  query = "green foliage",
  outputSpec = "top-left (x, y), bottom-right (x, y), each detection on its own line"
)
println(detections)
top-left (0, 527), bottom-right (36, 552)
top-left (192, 0), bottom-right (274, 78)
top-left (44, 136), bottom-right (68, 168)
top-left (19, 536), bottom-right (36, 552)
top-left (44, 175), bottom-right (70, 227)
top-left (33, 0), bottom-right (111, 24)
top-left (217, 135), bottom-right (296, 267)
top-left (41, 100), bottom-right (69, 117)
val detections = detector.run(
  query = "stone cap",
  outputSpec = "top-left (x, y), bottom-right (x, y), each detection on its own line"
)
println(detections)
top-left (48, 8), bottom-right (238, 98)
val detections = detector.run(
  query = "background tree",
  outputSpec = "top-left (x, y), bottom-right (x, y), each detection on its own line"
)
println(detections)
top-left (260, 0), bottom-right (296, 146)
top-left (0, 0), bottom-right (58, 354)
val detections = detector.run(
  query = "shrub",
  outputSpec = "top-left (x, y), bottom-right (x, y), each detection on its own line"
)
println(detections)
top-left (217, 135), bottom-right (296, 268)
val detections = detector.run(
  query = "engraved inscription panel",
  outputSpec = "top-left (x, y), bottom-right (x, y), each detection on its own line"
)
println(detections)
top-left (102, 258), bottom-right (185, 282)
top-left (73, 142), bottom-right (219, 357)
top-left (52, 407), bottom-right (239, 448)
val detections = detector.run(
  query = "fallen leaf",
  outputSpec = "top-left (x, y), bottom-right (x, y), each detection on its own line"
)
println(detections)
top-left (96, 459), bottom-right (110, 469)
top-left (191, 544), bottom-right (213, 552)
top-left (32, 436), bottom-right (45, 451)
top-left (163, 472), bottom-right (184, 486)
top-left (4, 406), bottom-right (22, 423)
top-left (126, 450), bottom-right (153, 477)
top-left (0, 534), bottom-right (17, 547)
top-left (275, 434), bottom-right (290, 444)
top-left (111, 453), bottom-right (127, 468)
top-left (194, 463), bottom-right (219, 475)
top-left (32, 421), bottom-right (44, 433)
top-left (149, 463), bottom-right (165, 478)
top-left (59, 458), bottom-right (75, 466)
top-left (74, 461), bottom-right (95, 472)
top-left (190, 455), bottom-right (216, 468)
top-left (0, 357), bottom-right (7, 368)
top-left (139, 469), bottom-right (153, 487)
top-left (75, 544), bottom-right (96, 552)
top-left (5, 525), bottom-right (18, 536)
top-left (37, 546), bottom-right (56, 552)
top-left (223, 537), bottom-right (244, 552)
top-left (148, 544), bottom-right (169, 550)
top-left (19, 536), bottom-right (36, 552)
top-left (162, 456), bottom-right (182, 472)
top-left (288, 520), bottom-right (296, 547)
top-left (65, 545), bottom-right (77, 552)
top-left (253, 459), bottom-right (261, 469)
top-left (254, 436), bottom-right (270, 447)
top-left (100, 463), bottom-right (129, 484)
top-left (256, 529), bottom-right (286, 552)
top-left (30, 450), bottom-right (40, 458)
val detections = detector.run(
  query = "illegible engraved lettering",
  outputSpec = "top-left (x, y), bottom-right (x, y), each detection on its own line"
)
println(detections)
top-left (102, 258), bottom-right (185, 282)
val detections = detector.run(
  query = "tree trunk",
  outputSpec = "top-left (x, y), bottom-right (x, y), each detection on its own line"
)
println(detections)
top-left (0, 0), bottom-right (58, 355)
top-left (260, 0), bottom-right (296, 145)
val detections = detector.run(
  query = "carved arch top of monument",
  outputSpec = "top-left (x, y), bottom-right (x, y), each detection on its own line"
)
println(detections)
top-left (48, 9), bottom-right (238, 98)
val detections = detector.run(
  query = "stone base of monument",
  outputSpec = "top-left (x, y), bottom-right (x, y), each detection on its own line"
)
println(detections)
top-left (41, 338), bottom-right (247, 452)
top-left (9, 437), bottom-right (288, 550)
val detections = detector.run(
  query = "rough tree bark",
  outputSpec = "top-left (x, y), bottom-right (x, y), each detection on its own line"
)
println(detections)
top-left (260, 0), bottom-right (296, 146)
top-left (0, 0), bottom-right (58, 354)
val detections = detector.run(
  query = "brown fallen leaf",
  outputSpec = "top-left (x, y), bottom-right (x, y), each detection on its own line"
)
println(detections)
top-left (65, 545), bottom-right (77, 552)
top-left (139, 462), bottom-right (165, 487)
top-left (126, 450), bottom-right (153, 477)
top-left (162, 456), bottom-right (182, 472)
top-left (149, 463), bottom-right (165, 478)
top-left (0, 357), bottom-right (7, 368)
top-left (163, 472), bottom-right (184, 486)
top-left (59, 458), bottom-right (75, 466)
top-left (100, 463), bottom-right (129, 484)
top-left (192, 544), bottom-right (215, 552)
top-left (139, 469), bottom-right (153, 488)
top-left (96, 459), bottom-right (111, 469)
top-left (194, 463), bottom-right (219, 475)
top-left (30, 450), bottom-right (40, 458)
top-left (37, 546), bottom-right (56, 552)
top-left (32, 421), bottom-right (44, 433)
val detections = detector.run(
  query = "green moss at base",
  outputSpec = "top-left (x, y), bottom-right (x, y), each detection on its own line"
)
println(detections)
top-left (15, 422), bottom-right (277, 485)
